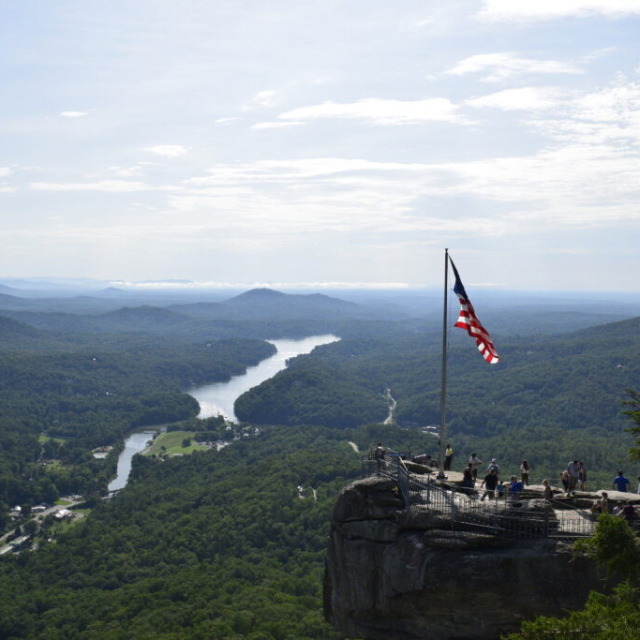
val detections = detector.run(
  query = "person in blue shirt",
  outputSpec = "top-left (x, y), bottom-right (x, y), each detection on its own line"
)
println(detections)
top-left (612, 471), bottom-right (631, 492)
top-left (509, 475), bottom-right (523, 500)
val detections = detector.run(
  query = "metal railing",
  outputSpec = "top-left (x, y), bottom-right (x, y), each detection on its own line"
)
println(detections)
top-left (363, 453), bottom-right (603, 541)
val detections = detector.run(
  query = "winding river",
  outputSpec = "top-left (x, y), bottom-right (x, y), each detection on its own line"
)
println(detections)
top-left (187, 334), bottom-right (340, 421)
top-left (108, 334), bottom-right (339, 491)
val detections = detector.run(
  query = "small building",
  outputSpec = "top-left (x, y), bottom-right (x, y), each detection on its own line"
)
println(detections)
top-left (9, 536), bottom-right (30, 550)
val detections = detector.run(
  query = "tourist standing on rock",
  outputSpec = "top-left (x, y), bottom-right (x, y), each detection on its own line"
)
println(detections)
top-left (542, 479), bottom-right (552, 502)
top-left (497, 478), bottom-right (506, 500)
top-left (560, 470), bottom-right (570, 493)
top-left (578, 462), bottom-right (587, 491)
top-left (508, 475), bottom-right (522, 500)
top-left (567, 460), bottom-right (580, 494)
top-left (487, 458), bottom-right (500, 476)
top-left (468, 453), bottom-right (482, 481)
top-left (480, 469), bottom-right (499, 501)
top-left (373, 442), bottom-right (386, 471)
top-left (612, 471), bottom-right (631, 493)
top-left (373, 442), bottom-right (385, 458)
top-left (520, 460), bottom-right (531, 486)
top-left (462, 464), bottom-right (474, 494)
top-left (444, 444), bottom-right (453, 471)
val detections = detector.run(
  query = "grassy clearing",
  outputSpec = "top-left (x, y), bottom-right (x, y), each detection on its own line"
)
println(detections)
top-left (38, 434), bottom-right (67, 444)
top-left (145, 430), bottom-right (208, 457)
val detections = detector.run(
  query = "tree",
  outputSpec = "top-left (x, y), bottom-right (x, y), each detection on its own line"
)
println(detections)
top-left (575, 514), bottom-right (640, 583)
top-left (23, 519), bottom-right (38, 537)
top-left (623, 388), bottom-right (640, 462)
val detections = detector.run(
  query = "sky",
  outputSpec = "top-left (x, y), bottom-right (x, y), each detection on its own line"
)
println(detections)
top-left (2, 0), bottom-right (640, 290)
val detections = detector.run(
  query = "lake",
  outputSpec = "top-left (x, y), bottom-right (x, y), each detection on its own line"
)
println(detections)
top-left (187, 334), bottom-right (340, 421)
top-left (107, 427), bottom-right (166, 492)
top-left (108, 334), bottom-right (339, 491)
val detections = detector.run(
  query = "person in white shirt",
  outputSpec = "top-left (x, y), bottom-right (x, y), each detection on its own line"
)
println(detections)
top-left (567, 460), bottom-right (579, 494)
top-left (468, 453), bottom-right (482, 482)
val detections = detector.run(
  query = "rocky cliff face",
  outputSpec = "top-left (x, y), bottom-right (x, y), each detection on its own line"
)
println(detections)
top-left (324, 476), bottom-right (601, 640)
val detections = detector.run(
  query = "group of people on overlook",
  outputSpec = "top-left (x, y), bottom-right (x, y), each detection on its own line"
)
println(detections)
top-left (458, 451), bottom-right (532, 501)
top-left (373, 442), bottom-right (640, 529)
top-left (375, 443), bottom-right (640, 521)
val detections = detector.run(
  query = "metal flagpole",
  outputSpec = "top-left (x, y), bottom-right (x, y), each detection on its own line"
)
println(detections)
top-left (437, 248), bottom-right (449, 479)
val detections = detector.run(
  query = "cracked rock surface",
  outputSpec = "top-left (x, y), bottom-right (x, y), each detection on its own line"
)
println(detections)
top-left (324, 476), bottom-right (601, 640)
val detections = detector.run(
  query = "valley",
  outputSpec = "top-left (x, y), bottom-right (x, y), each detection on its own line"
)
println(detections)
top-left (0, 282), bottom-right (639, 638)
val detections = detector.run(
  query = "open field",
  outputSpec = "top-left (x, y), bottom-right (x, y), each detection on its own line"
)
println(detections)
top-left (145, 430), bottom-right (208, 457)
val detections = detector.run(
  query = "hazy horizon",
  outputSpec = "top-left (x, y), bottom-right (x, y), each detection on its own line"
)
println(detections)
top-left (3, 274), bottom-right (640, 301)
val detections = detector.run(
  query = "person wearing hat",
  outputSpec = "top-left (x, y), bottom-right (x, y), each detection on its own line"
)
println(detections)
top-left (487, 458), bottom-right (500, 477)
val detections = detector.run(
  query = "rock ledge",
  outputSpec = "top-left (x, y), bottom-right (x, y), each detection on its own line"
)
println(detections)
top-left (324, 476), bottom-right (601, 640)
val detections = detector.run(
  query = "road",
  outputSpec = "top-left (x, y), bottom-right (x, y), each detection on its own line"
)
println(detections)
top-left (0, 497), bottom-right (84, 548)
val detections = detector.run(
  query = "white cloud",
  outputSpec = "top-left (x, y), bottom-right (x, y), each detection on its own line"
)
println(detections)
top-left (544, 248), bottom-right (588, 255)
top-left (477, 0), bottom-right (640, 22)
top-left (0, 186), bottom-right (16, 193)
top-left (215, 117), bottom-right (240, 124)
top-left (251, 121), bottom-right (305, 130)
top-left (466, 87), bottom-right (563, 111)
top-left (144, 145), bottom-right (188, 158)
top-left (30, 180), bottom-right (150, 192)
top-left (447, 53), bottom-right (583, 82)
top-left (242, 90), bottom-right (282, 111)
top-left (108, 164), bottom-right (146, 177)
top-left (0, 167), bottom-right (12, 177)
top-left (532, 82), bottom-right (640, 145)
top-left (278, 98), bottom-right (465, 125)
top-left (60, 111), bottom-right (88, 118)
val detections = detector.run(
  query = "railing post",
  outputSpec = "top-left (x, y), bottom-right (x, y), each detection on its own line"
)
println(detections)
top-left (451, 490), bottom-right (456, 531)
top-left (544, 503), bottom-right (549, 537)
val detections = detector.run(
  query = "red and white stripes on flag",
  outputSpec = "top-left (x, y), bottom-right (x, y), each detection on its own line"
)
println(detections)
top-left (450, 258), bottom-right (500, 364)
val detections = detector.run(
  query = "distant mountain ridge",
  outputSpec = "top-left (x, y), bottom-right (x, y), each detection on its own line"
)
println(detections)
top-left (168, 287), bottom-right (372, 321)
top-left (0, 315), bottom-right (65, 350)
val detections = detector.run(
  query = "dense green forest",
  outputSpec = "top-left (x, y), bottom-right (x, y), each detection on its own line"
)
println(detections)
top-left (236, 318), bottom-right (640, 488)
top-left (0, 319), bottom-right (275, 514)
top-left (1, 284), bottom-right (640, 638)
top-left (0, 423), bottom-right (427, 639)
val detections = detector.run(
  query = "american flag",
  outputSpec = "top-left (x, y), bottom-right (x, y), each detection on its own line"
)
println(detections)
top-left (450, 258), bottom-right (500, 364)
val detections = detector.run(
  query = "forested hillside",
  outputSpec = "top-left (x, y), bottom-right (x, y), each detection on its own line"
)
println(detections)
top-left (0, 324), bottom-right (275, 514)
top-left (235, 318), bottom-right (640, 487)
top-left (0, 423), bottom-right (425, 639)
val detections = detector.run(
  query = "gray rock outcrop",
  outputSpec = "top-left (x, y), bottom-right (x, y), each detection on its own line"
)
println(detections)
top-left (324, 476), bottom-right (602, 639)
